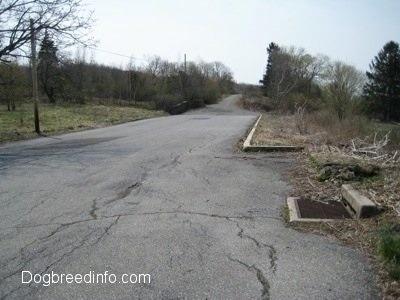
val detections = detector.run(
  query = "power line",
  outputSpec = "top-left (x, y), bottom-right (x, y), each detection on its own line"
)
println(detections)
top-left (85, 46), bottom-right (147, 62)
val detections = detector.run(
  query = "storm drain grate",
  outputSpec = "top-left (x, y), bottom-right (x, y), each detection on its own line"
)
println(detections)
top-left (296, 198), bottom-right (351, 219)
top-left (287, 197), bottom-right (352, 222)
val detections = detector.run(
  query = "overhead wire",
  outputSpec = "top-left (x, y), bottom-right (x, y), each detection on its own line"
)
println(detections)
top-left (84, 46), bottom-right (149, 63)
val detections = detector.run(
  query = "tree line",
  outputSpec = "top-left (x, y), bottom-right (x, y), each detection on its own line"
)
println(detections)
top-left (0, 33), bottom-right (234, 113)
top-left (260, 41), bottom-right (400, 122)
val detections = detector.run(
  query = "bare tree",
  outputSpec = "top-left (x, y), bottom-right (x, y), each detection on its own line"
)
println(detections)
top-left (324, 61), bottom-right (365, 120)
top-left (0, 0), bottom-right (94, 62)
top-left (0, 61), bottom-right (27, 110)
top-left (295, 52), bottom-right (329, 96)
top-left (268, 47), bottom-right (299, 107)
top-left (212, 61), bottom-right (234, 93)
top-left (145, 56), bottom-right (163, 77)
top-left (261, 44), bottom-right (329, 108)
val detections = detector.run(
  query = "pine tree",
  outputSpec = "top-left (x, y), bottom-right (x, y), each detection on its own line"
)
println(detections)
top-left (38, 32), bottom-right (60, 103)
top-left (259, 42), bottom-right (279, 97)
top-left (363, 41), bottom-right (400, 121)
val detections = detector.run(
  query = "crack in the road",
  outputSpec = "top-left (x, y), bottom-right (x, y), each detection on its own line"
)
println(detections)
top-left (0, 208), bottom-right (280, 233)
top-left (90, 198), bottom-right (98, 220)
top-left (226, 255), bottom-right (270, 300)
top-left (104, 210), bottom-right (254, 221)
top-left (1, 210), bottom-right (271, 300)
top-left (90, 216), bottom-right (120, 247)
top-left (1, 216), bottom-right (120, 300)
top-left (106, 182), bottom-right (142, 205)
top-left (1, 211), bottom-right (262, 231)
top-left (1, 220), bottom-right (89, 279)
top-left (22, 197), bottom-right (50, 217)
top-left (236, 222), bottom-right (277, 275)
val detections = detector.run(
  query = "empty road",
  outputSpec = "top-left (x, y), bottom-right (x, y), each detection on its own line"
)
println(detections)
top-left (0, 95), bottom-right (378, 299)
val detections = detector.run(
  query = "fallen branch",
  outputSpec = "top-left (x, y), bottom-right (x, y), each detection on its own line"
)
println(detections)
top-left (307, 177), bottom-right (316, 188)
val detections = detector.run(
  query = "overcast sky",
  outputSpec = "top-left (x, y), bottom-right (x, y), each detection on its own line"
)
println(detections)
top-left (87, 0), bottom-right (400, 84)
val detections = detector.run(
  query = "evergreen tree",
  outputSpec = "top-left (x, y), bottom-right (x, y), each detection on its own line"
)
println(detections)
top-left (363, 41), bottom-right (400, 121)
top-left (38, 32), bottom-right (60, 103)
top-left (259, 42), bottom-right (279, 97)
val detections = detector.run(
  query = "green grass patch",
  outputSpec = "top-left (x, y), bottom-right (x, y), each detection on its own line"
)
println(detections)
top-left (379, 224), bottom-right (400, 280)
top-left (359, 172), bottom-right (384, 185)
top-left (379, 224), bottom-right (400, 261)
top-left (280, 205), bottom-right (290, 223)
top-left (308, 154), bottom-right (322, 169)
top-left (0, 103), bottom-right (166, 144)
top-left (317, 172), bottom-right (330, 182)
top-left (388, 265), bottom-right (400, 280)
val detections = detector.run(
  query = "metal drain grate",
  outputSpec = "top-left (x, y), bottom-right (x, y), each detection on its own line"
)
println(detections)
top-left (296, 198), bottom-right (351, 219)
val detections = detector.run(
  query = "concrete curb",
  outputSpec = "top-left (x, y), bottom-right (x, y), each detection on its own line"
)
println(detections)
top-left (341, 184), bottom-right (377, 218)
top-left (243, 115), bottom-right (262, 150)
top-left (242, 115), bottom-right (304, 152)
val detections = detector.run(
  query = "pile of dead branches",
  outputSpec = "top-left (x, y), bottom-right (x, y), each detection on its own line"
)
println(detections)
top-left (312, 132), bottom-right (399, 167)
top-left (350, 132), bottom-right (399, 166)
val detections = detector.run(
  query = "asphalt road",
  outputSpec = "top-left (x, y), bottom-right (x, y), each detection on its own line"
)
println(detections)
top-left (0, 95), bottom-right (378, 299)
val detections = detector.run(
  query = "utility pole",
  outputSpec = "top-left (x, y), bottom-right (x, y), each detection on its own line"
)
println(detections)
top-left (184, 53), bottom-right (187, 73)
top-left (128, 68), bottom-right (132, 103)
top-left (30, 19), bottom-right (40, 134)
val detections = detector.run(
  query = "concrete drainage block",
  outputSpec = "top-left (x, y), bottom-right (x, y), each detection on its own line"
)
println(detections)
top-left (341, 184), bottom-right (378, 218)
top-left (287, 185), bottom-right (378, 222)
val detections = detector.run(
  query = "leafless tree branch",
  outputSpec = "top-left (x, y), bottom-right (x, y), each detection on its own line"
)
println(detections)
top-left (0, 0), bottom-right (94, 62)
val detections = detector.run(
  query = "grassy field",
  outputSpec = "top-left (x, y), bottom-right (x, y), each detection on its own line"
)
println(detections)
top-left (0, 103), bottom-right (166, 144)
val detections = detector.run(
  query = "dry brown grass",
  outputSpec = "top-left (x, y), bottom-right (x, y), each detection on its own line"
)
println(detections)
top-left (252, 114), bottom-right (309, 146)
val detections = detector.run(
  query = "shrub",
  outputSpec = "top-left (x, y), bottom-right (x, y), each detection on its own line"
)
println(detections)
top-left (379, 224), bottom-right (400, 262)
top-left (379, 224), bottom-right (400, 280)
top-left (388, 265), bottom-right (400, 280)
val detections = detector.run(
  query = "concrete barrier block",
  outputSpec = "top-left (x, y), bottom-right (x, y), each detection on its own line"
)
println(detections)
top-left (341, 184), bottom-right (377, 218)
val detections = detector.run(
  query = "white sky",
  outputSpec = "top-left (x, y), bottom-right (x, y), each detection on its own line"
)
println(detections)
top-left (87, 0), bottom-right (400, 84)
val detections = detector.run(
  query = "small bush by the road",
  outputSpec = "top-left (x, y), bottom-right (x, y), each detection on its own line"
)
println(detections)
top-left (379, 224), bottom-right (400, 261)
top-left (379, 224), bottom-right (400, 280)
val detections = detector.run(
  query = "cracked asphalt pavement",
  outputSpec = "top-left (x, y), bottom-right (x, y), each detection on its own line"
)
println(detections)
top-left (0, 95), bottom-right (378, 299)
